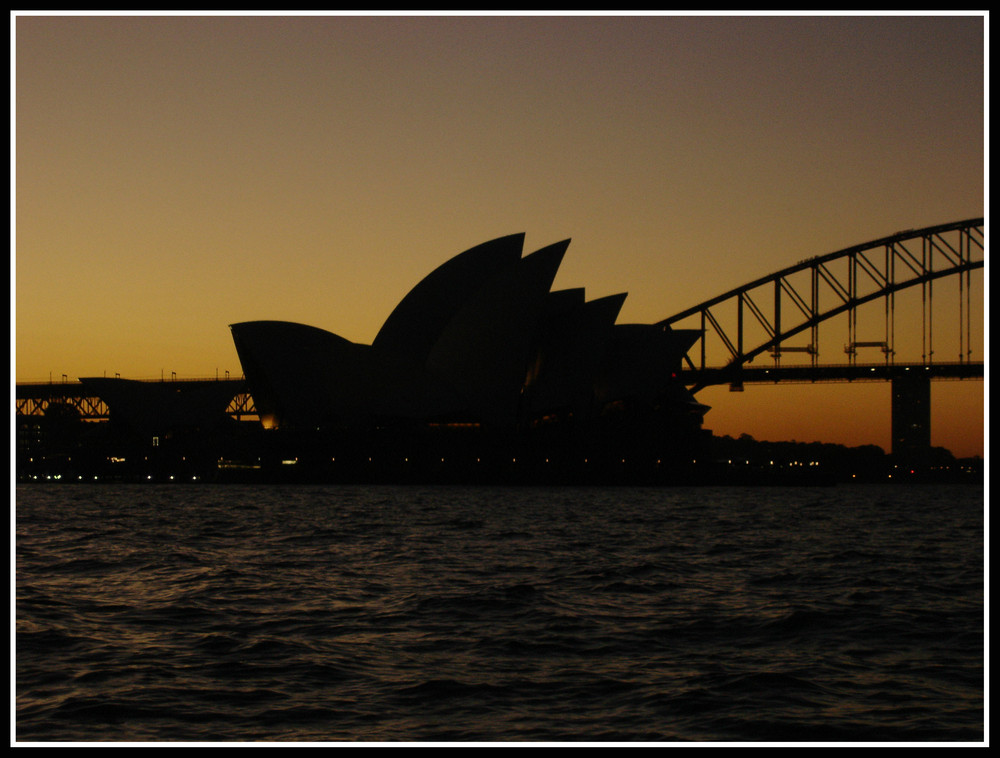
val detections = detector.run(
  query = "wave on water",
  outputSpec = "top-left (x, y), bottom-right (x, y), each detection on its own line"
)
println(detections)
top-left (15, 483), bottom-right (985, 743)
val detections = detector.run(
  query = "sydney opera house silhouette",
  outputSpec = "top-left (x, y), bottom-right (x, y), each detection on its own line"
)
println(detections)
top-left (229, 234), bottom-right (709, 481)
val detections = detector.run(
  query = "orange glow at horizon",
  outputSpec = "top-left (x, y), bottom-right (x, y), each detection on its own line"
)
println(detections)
top-left (14, 14), bottom-right (986, 459)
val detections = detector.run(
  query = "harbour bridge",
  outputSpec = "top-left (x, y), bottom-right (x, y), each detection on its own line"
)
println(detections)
top-left (659, 217), bottom-right (984, 458)
top-left (16, 217), bottom-right (984, 460)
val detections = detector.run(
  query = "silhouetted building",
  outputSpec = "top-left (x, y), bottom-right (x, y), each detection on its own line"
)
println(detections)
top-left (76, 377), bottom-right (238, 441)
top-left (230, 234), bottom-right (709, 481)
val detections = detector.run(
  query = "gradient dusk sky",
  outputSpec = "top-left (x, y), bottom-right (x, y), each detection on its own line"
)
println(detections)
top-left (13, 13), bottom-right (986, 458)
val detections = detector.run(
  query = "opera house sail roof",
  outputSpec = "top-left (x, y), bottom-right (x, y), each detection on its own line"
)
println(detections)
top-left (230, 235), bottom-right (708, 447)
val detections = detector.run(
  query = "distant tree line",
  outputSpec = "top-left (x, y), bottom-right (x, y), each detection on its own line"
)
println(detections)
top-left (709, 432), bottom-right (982, 482)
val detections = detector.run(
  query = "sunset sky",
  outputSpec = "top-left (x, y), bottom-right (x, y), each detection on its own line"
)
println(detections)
top-left (13, 12), bottom-right (986, 458)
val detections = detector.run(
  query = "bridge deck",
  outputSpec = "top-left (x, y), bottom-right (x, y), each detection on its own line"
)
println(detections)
top-left (684, 361), bottom-right (983, 387)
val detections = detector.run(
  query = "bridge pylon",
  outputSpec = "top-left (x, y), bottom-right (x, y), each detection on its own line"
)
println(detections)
top-left (891, 373), bottom-right (931, 463)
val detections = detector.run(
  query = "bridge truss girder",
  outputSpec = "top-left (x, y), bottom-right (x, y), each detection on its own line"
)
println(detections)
top-left (659, 218), bottom-right (984, 390)
top-left (15, 383), bottom-right (258, 422)
top-left (15, 394), bottom-right (111, 420)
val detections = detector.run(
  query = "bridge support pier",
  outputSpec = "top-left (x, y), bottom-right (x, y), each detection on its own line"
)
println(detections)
top-left (891, 374), bottom-right (931, 462)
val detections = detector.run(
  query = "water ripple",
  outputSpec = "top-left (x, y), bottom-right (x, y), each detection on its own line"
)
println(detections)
top-left (16, 483), bottom-right (984, 743)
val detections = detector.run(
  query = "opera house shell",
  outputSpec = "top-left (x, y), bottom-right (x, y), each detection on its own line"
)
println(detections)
top-left (230, 234), bottom-right (709, 480)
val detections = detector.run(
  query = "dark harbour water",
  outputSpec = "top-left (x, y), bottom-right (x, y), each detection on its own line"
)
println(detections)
top-left (15, 483), bottom-right (984, 744)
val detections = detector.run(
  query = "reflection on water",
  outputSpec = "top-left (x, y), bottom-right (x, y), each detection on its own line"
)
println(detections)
top-left (16, 483), bottom-right (984, 742)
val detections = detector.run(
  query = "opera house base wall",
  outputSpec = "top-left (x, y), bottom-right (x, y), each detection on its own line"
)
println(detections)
top-left (217, 418), bottom-right (717, 486)
top-left (25, 411), bottom-right (969, 485)
top-left (16, 410), bottom-right (716, 485)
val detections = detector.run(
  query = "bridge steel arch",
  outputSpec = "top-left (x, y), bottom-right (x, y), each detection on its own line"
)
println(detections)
top-left (659, 217), bottom-right (984, 389)
top-left (658, 217), bottom-right (984, 461)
